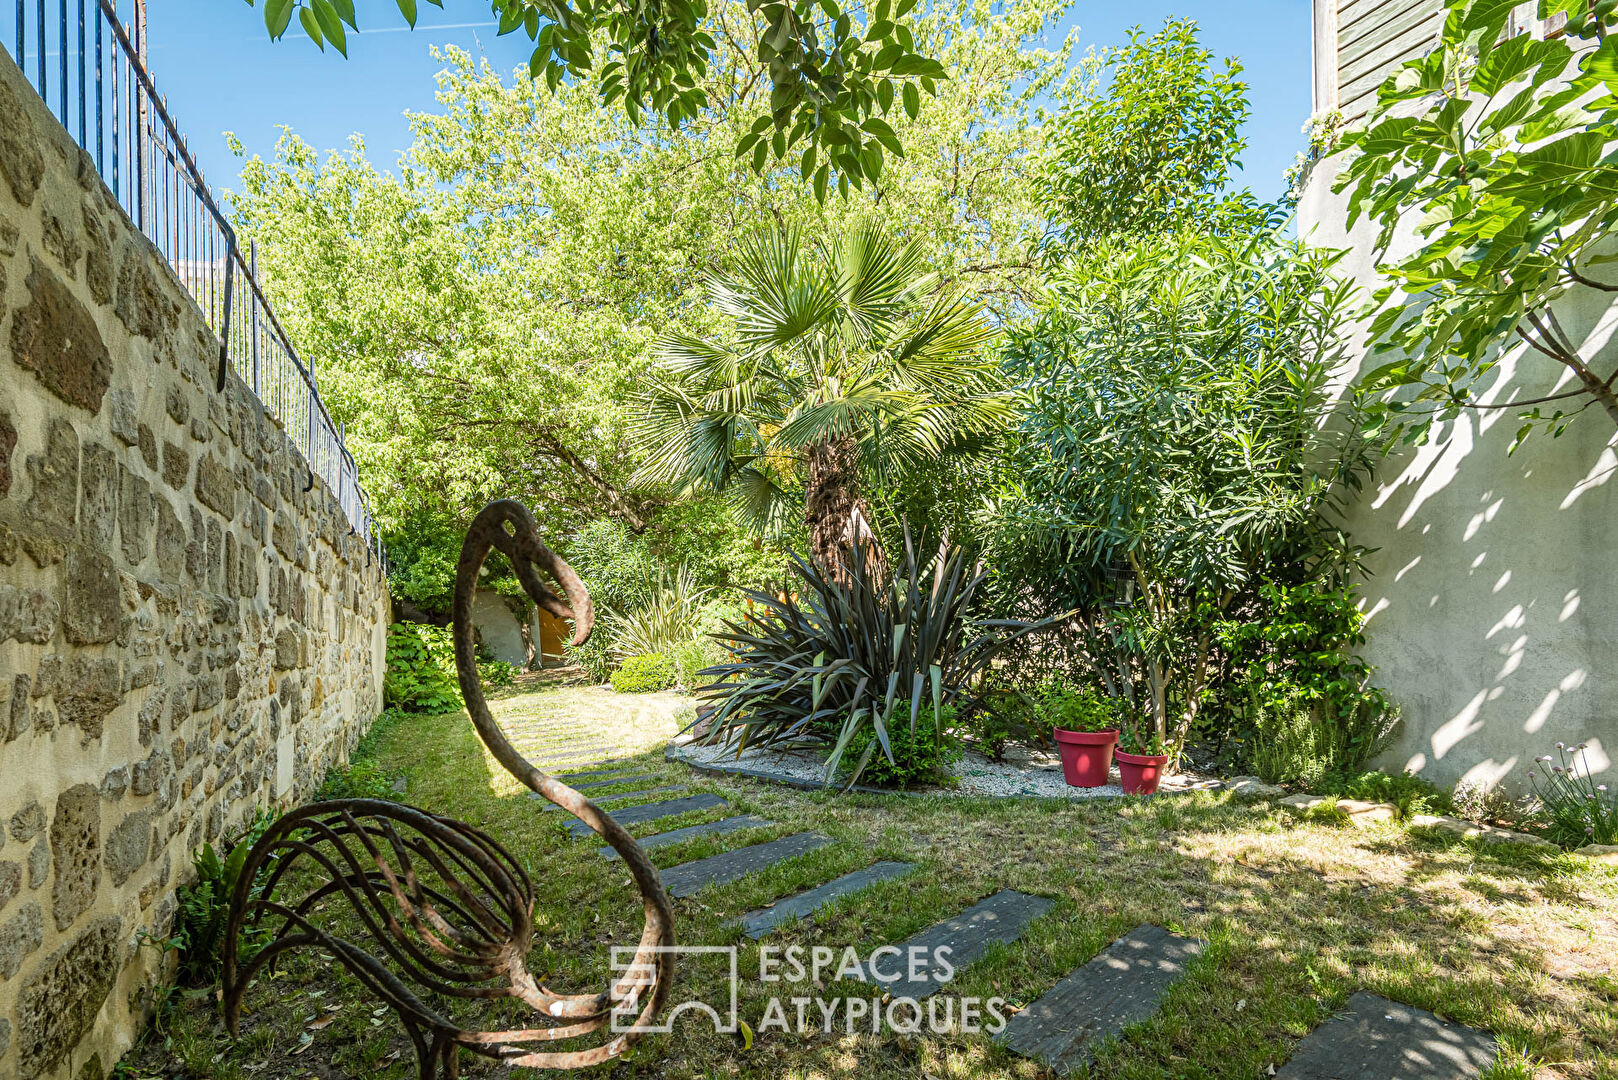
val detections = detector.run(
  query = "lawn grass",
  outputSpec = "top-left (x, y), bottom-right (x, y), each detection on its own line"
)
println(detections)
top-left (118, 686), bottom-right (1618, 1080)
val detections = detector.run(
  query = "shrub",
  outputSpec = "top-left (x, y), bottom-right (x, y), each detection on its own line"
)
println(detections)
top-left (383, 622), bottom-right (462, 713)
top-left (957, 705), bottom-right (1015, 761)
top-left (611, 653), bottom-right (676, 693)
top-left (478, 658), bottom-right (519, 689)
top-left (699, 537), bottom-right (1047, 786)
top-left (670, 636), bottom-right (725, 690)
top-left (1320, 770), bottom-right (1451, 820)
top-left (317, 757), bottom-right (398, 801)
top-left (608, 566), bottom-right (714, 659)
top-left (1452, 781), bottom-right (1533, 829)
top-left (1528, 743), bottom-right (1617, 848)
top-left (1248, 677), bottom-right (1399, 788)
top-left (1036, 682), bottom-right (1122, 735)
top-left (840, 702), bottom-right (963, 788)
top-left (566, 632), bottom-right (615, 683)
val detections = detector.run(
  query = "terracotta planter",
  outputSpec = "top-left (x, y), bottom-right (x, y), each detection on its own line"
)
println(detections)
top-left (1116, 750), bottom-right (1170, 795)
top-left (1054, 728), bottom-right (1118, 788)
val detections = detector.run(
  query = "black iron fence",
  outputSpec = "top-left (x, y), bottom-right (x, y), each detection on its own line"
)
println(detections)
top-left (3, 0), bottom-right (381, 558)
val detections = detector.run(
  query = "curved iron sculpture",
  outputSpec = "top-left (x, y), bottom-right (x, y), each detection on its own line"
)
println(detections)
top-left (223, 500), bottom-right (677, 1077)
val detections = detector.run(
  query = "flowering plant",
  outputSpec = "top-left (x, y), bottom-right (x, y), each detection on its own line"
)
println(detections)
top-left (1526, 743), bottom-right (1616, 849)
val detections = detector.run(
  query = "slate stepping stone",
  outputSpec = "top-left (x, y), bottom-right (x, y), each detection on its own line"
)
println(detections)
top-left (533, 785), bottom-right (688, 812)
top-left (739, 860), bottom-right (918, 938)
top-left (528, 773), bottom-right (657, 794)
top-left (996, 924), bottom-right (1203, 1073)
top-left (562, 793), bottom-right (729, 836)
top-left (873, 890), bottom-right (1054, 999)
top-left (598, 815), bottom-right (775, 859)
top-left (558, 763), bottom-right (634, 782)
top-left (1275, 992), bottom-right (1497, 1080)
top-left (660, 832), bottom-right (834, 898)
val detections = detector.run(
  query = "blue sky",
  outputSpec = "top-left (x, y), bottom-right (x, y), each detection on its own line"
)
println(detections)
top-left (132, 0), bottom-right (1311, 205)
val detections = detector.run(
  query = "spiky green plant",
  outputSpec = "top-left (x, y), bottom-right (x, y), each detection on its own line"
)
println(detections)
top-left (697, 536), bottom-right (1049, 786)
top-left (607, 565), bottom-right (713, 661)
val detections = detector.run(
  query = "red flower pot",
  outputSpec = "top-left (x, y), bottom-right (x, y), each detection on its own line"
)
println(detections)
top-left (1116, 750), bottom-right (1170, 795)
top-left (1054, 728), bottom-right (1118, 788)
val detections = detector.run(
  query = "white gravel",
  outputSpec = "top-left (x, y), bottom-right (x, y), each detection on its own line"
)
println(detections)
top-left (670, 737), bottom-right (1220, 799)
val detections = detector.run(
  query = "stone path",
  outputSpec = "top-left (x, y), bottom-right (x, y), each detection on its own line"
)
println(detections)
top-left (1275, 992), bottom-right (1497, 1080)
top-left (870, 890), bottom-right (1054, 999)
top-left (738, 861), bottom-right (918, 938)
top-left (598, 815), bottom-right (775, 859)
top-left (561, 793), bottom-right (728, 837)
top-left (557, 773), bottom-right (658, 792)
top-left (996, 925), bottom-right (1203, 1072)
top-left (660, 832), bottom-right (834, 898)
top-left (557, 763), bottom-right (634, 782)
top-left (536, 785), bottom-right (688, 812)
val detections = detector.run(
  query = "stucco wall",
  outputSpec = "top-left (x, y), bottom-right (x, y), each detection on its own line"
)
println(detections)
top-left (1297, 159), bottom-right (1617, 794)
top-left (0, 44), bottom-right (389, 1080)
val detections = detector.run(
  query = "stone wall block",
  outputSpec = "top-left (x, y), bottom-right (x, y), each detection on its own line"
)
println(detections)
top-left (102, 812), bottom-right (150, 887)
top-left (118, 466), bottom-right (153, 566)
top-left (0, 72), bottom-right (44, 204)
top-left (62, 546), bottom-right (120, 646)
top-left (0, 901), bottom-right (43, 981)
top-left (160, 442), bottom-right (188, 490)
top-left (80, 441), bottom-right (117, 550)
top-left (24, 416), bottom-right (80, 538)
top-left (14, 915), bottom-right (121, 1076)
top-left (47, 785), bottom-right (100, 931)
top-left (11, 259), bottom-right (112, 413)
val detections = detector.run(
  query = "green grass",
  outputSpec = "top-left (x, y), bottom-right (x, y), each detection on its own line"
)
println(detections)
top-left (119, 686), bottom-right (1618, 1080)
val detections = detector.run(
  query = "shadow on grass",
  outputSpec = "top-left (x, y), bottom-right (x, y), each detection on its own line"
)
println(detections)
top-left (118, 703), bottom-right (1618, 1080)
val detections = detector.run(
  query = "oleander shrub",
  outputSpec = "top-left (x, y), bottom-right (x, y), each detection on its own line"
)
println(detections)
top-left (611, 653), bottom-right (677, 693)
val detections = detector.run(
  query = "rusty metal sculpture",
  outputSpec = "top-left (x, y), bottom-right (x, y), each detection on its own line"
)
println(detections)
top-left (223, 499), bottom-right (676, 1077)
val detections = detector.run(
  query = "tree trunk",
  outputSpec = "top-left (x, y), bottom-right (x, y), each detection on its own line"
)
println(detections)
top-left (804, 435), bottom-right (886, 583)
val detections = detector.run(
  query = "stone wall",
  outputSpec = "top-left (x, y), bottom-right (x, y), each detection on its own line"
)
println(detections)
top-left (0, 45), bottom-right (389, 1080)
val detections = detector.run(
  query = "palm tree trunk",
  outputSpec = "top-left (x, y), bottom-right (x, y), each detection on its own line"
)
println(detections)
top-left (804, 435), bottom-right (887, 582)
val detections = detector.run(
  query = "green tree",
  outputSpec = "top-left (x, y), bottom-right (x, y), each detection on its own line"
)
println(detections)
top-left (242, 0), bottom-right (952, 194)
top-left (997, 229), bottom-right (1373, 759)
top-left (1041, 18), bottom-right (1258, 251)
top-left (230, 0), bottom-right (1082, 589)
top-left (630, 225), bottom-right (1006, 572)
top-left (1336, 0), bottom-right (1618, 444)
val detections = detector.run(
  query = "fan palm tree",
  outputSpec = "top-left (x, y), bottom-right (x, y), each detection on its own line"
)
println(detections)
top-left (630, 226), bottom-right (1008, 575)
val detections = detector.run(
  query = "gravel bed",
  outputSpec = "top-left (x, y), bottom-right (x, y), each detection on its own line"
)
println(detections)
top-left (669, 738), bottom-right (1221, 799)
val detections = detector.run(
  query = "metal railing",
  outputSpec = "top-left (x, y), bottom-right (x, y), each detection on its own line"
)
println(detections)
top-left (4, 0), bottom-right (381, 560)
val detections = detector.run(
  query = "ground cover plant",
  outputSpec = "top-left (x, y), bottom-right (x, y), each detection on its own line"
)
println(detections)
top-left (116, 683), bottom-right (1618, 1080)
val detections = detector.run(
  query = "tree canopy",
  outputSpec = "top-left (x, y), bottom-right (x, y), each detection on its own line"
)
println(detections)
top-left (1336, 0), bottom-right (1618, 445)
top-left (243, 0), bottom-right (957, 195)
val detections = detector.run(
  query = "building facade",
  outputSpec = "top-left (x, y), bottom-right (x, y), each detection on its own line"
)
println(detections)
top-left (1298, 0), bottom-right (1616, 792)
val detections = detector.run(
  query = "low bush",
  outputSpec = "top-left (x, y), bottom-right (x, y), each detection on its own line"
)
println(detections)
top-left (477, 658), bottom-right (519, 689)
top-left (1248, 677), bottom-right (1399, 788)
top-left (1317, 769), bottom-right (1451, 820)
top-left (700, 538), bottom-right (1046, 785)
top-left (840, 702), bottom-right (963, 788)
top-left (611, 653), bottom-right (676, 693)
top-left (383, 622), bottom-right (462, 713)
top-left (1036, 682), bottom-right (1122, 734)
top-left (317, 708), bottom-right (407, 801)
top-left (156, 810), bottom-right (278, 987)
top-left (957, 704), bottom-right (1016, 760)
top-left (1452, 780), bottom-right (1533, 828)
top-left (1528, 743), bottom-right (1617, 848)
top-left (670, 636), bottom-right (726, 690)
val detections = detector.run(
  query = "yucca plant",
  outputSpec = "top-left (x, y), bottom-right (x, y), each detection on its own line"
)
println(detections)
top-left (697, 535), bottom-right (1050, 786)
top-left (607, 565), bottom-right (713, 660)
